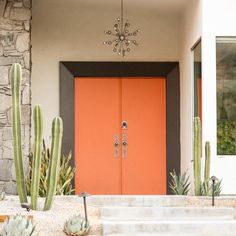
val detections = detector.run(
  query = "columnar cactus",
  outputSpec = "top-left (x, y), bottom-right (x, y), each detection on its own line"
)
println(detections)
top-left (193, 117), bottom-right (201, 196)
top-left (11, 63), bottom-right (28, 203)
top-left (44, 117), bottom-right (63, 210)
top-left (11, 63), bottom-right (64, 211)
top-left (204, 141), bottom-right (211, 185)
top-left (31, 105), bottom-right (43, 210)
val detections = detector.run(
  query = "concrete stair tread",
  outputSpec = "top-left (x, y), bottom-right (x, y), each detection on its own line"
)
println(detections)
top-left (103, 220), bottom-right (236, 236)
top-left (101, 206), bottom-right (235, 221)
top-left (87, 195), bottom-right (188, 207)
top-left (101, 206), bottom-right (234, 209)
top-left (103, 220), bottom-right (236, 224)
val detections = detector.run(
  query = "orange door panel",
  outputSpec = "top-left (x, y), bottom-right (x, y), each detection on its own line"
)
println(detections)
top-left (121, 78), bottom-right (166, 194)
top-left (75, 77), bottom-right (166, 195)
top-left (75, 78), bottom-right (121, 194)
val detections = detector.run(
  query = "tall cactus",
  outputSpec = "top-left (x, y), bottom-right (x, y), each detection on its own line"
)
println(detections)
top-left (194, 117), bottom-right (201, 196)
top-left (31, 105), bottom-right (43, 210)
top-left (204, 141), bottom-right (211, 185)
top-left (11, 63), bottom-right (28, 203)
top-left (44, 117), bottom-right (63, 210)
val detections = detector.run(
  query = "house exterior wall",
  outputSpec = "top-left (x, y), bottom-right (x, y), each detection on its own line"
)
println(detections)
top-left (179, 0), bottom-right (202, 193)
top-left (202, 0), bottom-right (236, 194)
top-left (0, 0), bottom-right (31, 194)
top-left (31, 0), bottom-right (180, 145)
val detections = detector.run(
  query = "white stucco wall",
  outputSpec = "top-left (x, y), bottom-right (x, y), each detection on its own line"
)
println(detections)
top-left (179, 0), bottom-right (202, 192)
top-left (202, 0), bottom-right (236, 194)
top-left (31, 0), bottom-right (180, 145)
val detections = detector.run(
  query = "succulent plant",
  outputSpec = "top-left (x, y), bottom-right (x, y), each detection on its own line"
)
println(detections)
top-left (10, 63), bottom-right (64, 211)
top-left (0, 215), bottom-right (35, 236)
top-left (11, 63), bottom-right (28, 204)
top-left (169, 170), bottom-right (190, 195)
top-left (194, 117), bottom-right (201, 196)
top-left (64, 215), bottom-right (90, 236)
top-left (26, 141), bottom-right (75, 197)
top-left (201, 179), bottom-right (222, 196)
top-left (44, 117), bottom-right (63, 211)
top-left (31, 105), bottom-right (43, 210)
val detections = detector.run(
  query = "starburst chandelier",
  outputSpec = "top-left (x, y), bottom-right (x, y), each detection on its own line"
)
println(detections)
top-left (103, 0), bottom-right (140, 57)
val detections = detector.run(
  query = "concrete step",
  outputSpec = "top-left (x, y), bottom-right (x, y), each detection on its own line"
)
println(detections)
top-left (102, 220), bottom-right (236, 236)
top-left (101, 206), bottom-right (235, 221)
top-left (87, 195), bottom-right (188, 207)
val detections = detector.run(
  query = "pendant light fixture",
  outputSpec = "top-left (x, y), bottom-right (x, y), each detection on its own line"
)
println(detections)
top-left (103, 0), bottom-right (140, 57)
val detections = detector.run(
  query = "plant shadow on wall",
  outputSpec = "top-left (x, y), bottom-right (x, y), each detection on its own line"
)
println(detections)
top-left (169, 117), bottom-right (222, 196)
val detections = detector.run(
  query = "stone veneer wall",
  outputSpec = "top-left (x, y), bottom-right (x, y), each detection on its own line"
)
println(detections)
top-left (0, 0), bottom-right (31, 194)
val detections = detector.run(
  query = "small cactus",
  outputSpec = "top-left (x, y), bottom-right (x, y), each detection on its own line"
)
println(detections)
top-left (0, 215), bottom-right (35, 236)
top-left (64, 215), bottom-right (90, 236)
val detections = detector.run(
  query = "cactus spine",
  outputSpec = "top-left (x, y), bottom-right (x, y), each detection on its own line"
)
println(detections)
top-left (204, 141), bottom-right (211, 185)
top-left (31, 105), bottom-right (43, 210)
top-left (44, 117), bottom-right (63, 210)
top-left (194, 117), bottom-right (201, 196)
top-left (11, 63), bottom-right (27, 203)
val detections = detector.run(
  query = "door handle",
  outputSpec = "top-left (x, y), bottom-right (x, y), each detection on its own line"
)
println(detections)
top-left (122, 133), bottom-right (127, 158)
top-left (114, 135), bottom-right (119, 158)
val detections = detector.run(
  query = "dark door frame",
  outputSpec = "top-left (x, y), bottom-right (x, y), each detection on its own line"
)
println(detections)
top-left (60, 61), bottom-right (180, 194)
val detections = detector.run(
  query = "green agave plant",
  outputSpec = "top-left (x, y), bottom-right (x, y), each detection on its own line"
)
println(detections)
top-left (201, 180), bottom-right (222, 196)
top-left (26, 140), bottom-right (75, 197)
top-left (169, 170), bottom-right (190, 195)
top-left (0, 215), bottom-right (35, 236)
top-left (64, 215), bottom-right (90, 236)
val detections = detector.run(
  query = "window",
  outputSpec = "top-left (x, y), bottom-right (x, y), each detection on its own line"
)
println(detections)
top-left (217, 37), bottom-right (236, 155)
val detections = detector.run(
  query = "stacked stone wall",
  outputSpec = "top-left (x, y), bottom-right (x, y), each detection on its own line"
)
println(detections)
top-left (0, 0), bottom-right (31, 194)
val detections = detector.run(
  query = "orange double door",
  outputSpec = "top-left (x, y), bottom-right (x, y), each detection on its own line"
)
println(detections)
top-left (75, 77), bottom-right (166, 195)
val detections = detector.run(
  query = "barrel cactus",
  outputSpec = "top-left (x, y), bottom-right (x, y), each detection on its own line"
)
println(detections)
top-left (64, 215), bottom-right (90, 236)
top-left (0, 215), bottom-right (35, 236)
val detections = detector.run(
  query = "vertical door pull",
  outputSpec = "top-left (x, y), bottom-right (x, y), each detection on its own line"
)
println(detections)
top-left (122, 133), bottom-right (128, 158)
top-left (114, 135), bottom-right (119, 158)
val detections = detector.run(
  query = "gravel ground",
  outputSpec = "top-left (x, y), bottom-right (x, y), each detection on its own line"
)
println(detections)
top-left (0, 195), bottom-right (102, 236)
top-left (186, 196), bottom-right (236, 208)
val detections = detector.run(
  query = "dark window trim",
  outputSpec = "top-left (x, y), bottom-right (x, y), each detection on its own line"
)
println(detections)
top-left (60, 61), bottom-right (180, 194)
